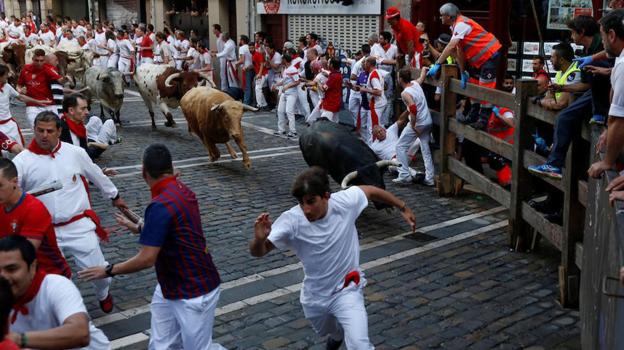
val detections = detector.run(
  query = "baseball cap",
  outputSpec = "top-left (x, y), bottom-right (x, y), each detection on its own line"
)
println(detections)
top-left (385, 6), bottom-right (400, 20)
top-left (283, 41), bottom-right (294, 50)
top-left (436, 33), bottom-right (451, 46)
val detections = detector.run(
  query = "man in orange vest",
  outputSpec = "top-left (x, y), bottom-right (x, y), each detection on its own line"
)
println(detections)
top-left (427, 3), bottom-right (502, 130)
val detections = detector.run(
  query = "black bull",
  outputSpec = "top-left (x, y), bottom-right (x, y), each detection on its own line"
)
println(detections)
top-left (299, 120), bottom-right (392, 208)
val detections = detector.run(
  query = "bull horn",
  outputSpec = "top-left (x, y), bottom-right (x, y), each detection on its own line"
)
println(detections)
top-left (97, 72), bottom-right (109, 80)
top-left (242, 103), bottom-right (258, 112)
top-left (211, 103), bottom-right (221, 112)
top-left (375, 159), bottom-right (400, 168)
top-left (197, 72), bottom-right (216, 88)
top-left (164, 72), bottom-right (181, 87)
top-left (341, 170), bottom-right (358, 189)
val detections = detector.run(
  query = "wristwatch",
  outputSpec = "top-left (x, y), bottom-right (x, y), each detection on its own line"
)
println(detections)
top-left (105, 264), bottom-right (115, 277)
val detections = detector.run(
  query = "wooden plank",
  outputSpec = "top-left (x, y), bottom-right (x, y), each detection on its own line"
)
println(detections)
top-left (430, 109), bottom-right (441, 127)
top-left (448, 79), bottom-right (516, 109)
top-left (437, 65), bottom-right (461, 196)
top-left (578, 180), bottom-right (588, 208)
top-left (509, 79), bottom-right (539, 250)
top-left (448, 157), bottom-right (511, 208)
top-left (575, 242), bottom-right (583, 270)
top-left (521, 202), bottom-right (564, 251)
top-left (522, 150), bottom-right (564, 191)
top-left (526, 103), bottom-right (558, 125)
top-left (449, 119), bottom-right (514, 160)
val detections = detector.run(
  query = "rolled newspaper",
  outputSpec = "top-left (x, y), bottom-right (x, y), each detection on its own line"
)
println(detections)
top-left (27, 180), bottom-right (63, 197)
top-left (118, 207), bottom-right (143, 225)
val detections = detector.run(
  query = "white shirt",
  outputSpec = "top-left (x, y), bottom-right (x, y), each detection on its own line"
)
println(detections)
top-left (13, 141), bottom-right (119, 224)
top-left (23, 33), bottom-right (39, 47)
top-left (0, 83), bottom-right (19, 120)
top-left (38, 30), bottom-right (56, 46)
top-left (402, 81), bottom-right (432, 127)
top-left (187, 47), bottom-right (201, 70)
top-left (10, 274), bottom-right (110, 350)
top-left (370, 123), bottom-right (400, 160)
top-left (281, 63), bottom-right (300, 96)
top-left (268, 186), bottom-right (368, 303)
top-left (107, 38), bottom-right (118, 55)
top-left (216, 39), bottom-right (237, 61)
top-left (378, 44), bottom-right (398, 72)
top-left (118, 39), bottom-right (134, 58)
top-left (174, 38), bottom-right (190, 59)
top-left (313, 71), bottom-right (329, 99)
top-left (201, 51), bottom-right (212, 68)
top-left (451, 20), bottom-right (472, 41)
top-left (270, 51), bottom-right (282, 71)
top-left (59, 37), bottom-right (79, 47)
top-left (610, 49), bottom-right (624, 118)
top-left (366, 68), bottom-right (386, 108)
top-left (7, 23), bottom-right (24, 39)
top-left (370, 43), bottom-right (384, 59)
top-left (216, 33), bottom-right (225, 53)
top-left (311, 43), bottom-right (324, 56)
top-left (350, 57), bottom-right (365, 92)
top-left (72, 25), bottom-right (87, 39)
top-left (238, 44), bottom-right (253, 69)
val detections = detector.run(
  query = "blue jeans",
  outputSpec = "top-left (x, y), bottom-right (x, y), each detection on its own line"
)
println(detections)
top-left (546, 89), bottom-right (592, 168)
top-left (244, 69), bottom-right (255, 105)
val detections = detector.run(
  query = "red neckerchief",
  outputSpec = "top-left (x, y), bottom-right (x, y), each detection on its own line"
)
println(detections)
top-left (28, 139), bottom-right (61, 158)
top-left (0, 83), bottom-right (4, 93)
top-left (11, 270), bottom-right (47, 324)
top-left (63, 115), bottom-right (87, 139)
top-left (150, 175), bottom-right (178, 198)
top-left (383, 43), bottom-right (391, 51)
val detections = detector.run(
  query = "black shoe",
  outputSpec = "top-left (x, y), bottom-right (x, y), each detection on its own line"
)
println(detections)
top-left (544, 210), bottom-right (563, 225)
top-left (326, 337), bottom-right (343, 350)
top-left (470, 119), bottom-right (488, 131)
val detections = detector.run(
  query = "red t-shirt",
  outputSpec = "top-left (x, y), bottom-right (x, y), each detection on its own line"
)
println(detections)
top-left (391, 18), bottom-right (423, 55)
top-left (0, 339), bottom-right (20, 350)
top-left (17, 63), bottom-right (61, 106)
top-left (252, 51), bottom-right (267, 76)
top-left (0, 194), bottom-right (71, 278)
top-left (321, 71), bottom-right (343, 112)
top-left (141, 35), bottom-right (154, 58)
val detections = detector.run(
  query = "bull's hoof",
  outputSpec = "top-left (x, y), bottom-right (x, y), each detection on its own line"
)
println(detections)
top-left (164, 120), bottom-right (176, 128)
top-left (243, 160), bottom-right (252, 169)
top-left (151, 124), bottom-right (157, 130)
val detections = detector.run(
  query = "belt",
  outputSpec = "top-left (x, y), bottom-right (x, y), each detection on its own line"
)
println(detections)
top-left (55, 209), bottom-right (109, 242)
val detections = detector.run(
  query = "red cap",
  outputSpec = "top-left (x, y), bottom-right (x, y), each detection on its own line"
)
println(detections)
top-left (385, 6), bottom-right (401, 20)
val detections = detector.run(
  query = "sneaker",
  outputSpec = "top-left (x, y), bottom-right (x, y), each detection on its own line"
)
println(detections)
top-left (99, 293), bottom-right (114, 313)
top-left (286, 132), bottom-right (298, 138)
top-left (392, 176), bottom-right (413, 185)
top-left (589, 114), bottom-right (606, 125)
top-left (273, 131), bottom-right (286, 136)
top-left (423, 178), bottom-right (435, 187)
top-left (326, 337), bottom-right (343, 350)
top-left (528, 164), bottom-right (562, 180)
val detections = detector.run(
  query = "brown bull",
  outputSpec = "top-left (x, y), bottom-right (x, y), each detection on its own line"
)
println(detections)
top-left (180, 87), bottom-right (257, 169)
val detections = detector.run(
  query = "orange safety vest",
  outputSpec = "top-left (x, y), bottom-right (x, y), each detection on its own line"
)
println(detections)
top-left (453, 16), bottom-right (501, 69)
top-left (487, 107), bottom-right (514, 144)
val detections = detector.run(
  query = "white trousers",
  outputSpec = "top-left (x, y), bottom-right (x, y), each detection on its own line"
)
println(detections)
top-left (150, 285), bottom-right (226, 350)
top-left (255, 75), bottom-right (268, 108)
top-left (86, 117), bottom-right (117, 144)
top-left (0, 118), bottom-right (24, 146)
top-left (306, 100), bottom-right (322, 124)
top-left (107, 54), bottom-right (119, 69)
top-left (277, 93), bottom-right (297, 133)
top-left (26, 106), bottom-right (58, 127)
top-left (94, 56), bottom-right (109, 68)
top-left (381, 72), bottom-right (394, 126)
top-left (219, 59), bottom-right (227, 90)
top-left (141, 57), bottom-right (154, 65)
top-left (396, 123), bottom-right (434, 182)
top-left (296, 86), bottom-right (311, 117)
top-left (348, 93), bottom-right (362, 127)
top-left (225, 61), bottom-right (239, 89)
top-left (54, 217), bottom-right (111, 301)
top-left (303, 285), bottom-right (374, 350)
top-left (359, 109), bottom-right (372, 145)
top-left (310, 91), bottom-right (321, 110)
top-left (320, 109), bottom-right (339, 123)
top-left (118, 57), bottom-right (132, 74)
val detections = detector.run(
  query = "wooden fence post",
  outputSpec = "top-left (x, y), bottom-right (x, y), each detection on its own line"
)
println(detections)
top-left (437, 65), bottom-right (462, 196)
top-left (508, 79), bottom-right (538, 249)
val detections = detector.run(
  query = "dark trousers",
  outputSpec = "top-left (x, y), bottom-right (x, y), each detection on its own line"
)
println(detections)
top-left (546, 90), bottom-right (592, 168)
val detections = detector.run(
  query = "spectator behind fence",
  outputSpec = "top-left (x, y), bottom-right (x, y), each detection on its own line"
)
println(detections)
top-left (531, 56), bottom-right (551, 95)
top-left (537, 43), bottom-right (580, 111)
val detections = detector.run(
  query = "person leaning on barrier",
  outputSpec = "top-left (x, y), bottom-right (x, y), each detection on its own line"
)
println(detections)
top-left (536, 43), bottom-right (581, 111)
top-left (588, 10), bottom-right (624, 181)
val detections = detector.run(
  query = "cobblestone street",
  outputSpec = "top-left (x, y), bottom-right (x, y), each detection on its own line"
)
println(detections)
top-left (11, 90), bottom-right (581, 349)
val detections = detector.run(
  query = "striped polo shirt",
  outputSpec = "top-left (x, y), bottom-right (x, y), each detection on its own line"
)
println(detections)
top-left (140, 176), bottom-right (220, 299)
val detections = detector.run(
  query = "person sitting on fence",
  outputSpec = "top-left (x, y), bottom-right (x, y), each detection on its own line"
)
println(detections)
top-left (530, 15), bottom-right (611, 181)
top-left (535, 43), bottom-right (581, 111)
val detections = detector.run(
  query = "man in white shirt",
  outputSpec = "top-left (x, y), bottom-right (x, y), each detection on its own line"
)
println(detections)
top-left (306, 32), bottom-right (324, 56)
top-left (185, 38), bottom-right (202, 71)
top-left (6, 17), bottom-right (25, 44)
top-left (589, 9), bottom-right (624, 181)
top-left (249, 166), bottom-right (416, 350)
top-left (359, 56), bottom-right (386, 144)
top-left (173, 30), bottom-right (190, 70)
top-left (116, 30), bottom-right (135, 82)
top-left (93, 24), bottom-right (109, 67)
top-left (275, 54), bottom-right (299, 137)
top-left (13, 112), bottom-right (127, 313)
top-left (237, 35), bottom-right (254, 105)
top-left (22, 26), bottom-right (38, 48)
top-left (1, 235), bottom-right (110, 349)
top-left (267, 42), bottom-right (282, 93)
top-left (212, 24), bottom-right (227, 90)
top-left (216, 32), bottom-right (239, 89)
top-left (38, 22), bottom-right (56, 47)
top-left (348, 44), bottom-right (370, 129)
top-left (368, 33), bottom-right (384, 59)
top-left (393, 67), bottom-right (434, 186)
top-left (378, 31), bottom-right (398, 126)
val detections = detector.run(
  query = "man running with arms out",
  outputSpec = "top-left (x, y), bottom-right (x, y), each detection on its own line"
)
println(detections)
top-left (249, 166), bottom-right (416, 349)
top-left (80, 144), bottom-right (225, 350)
